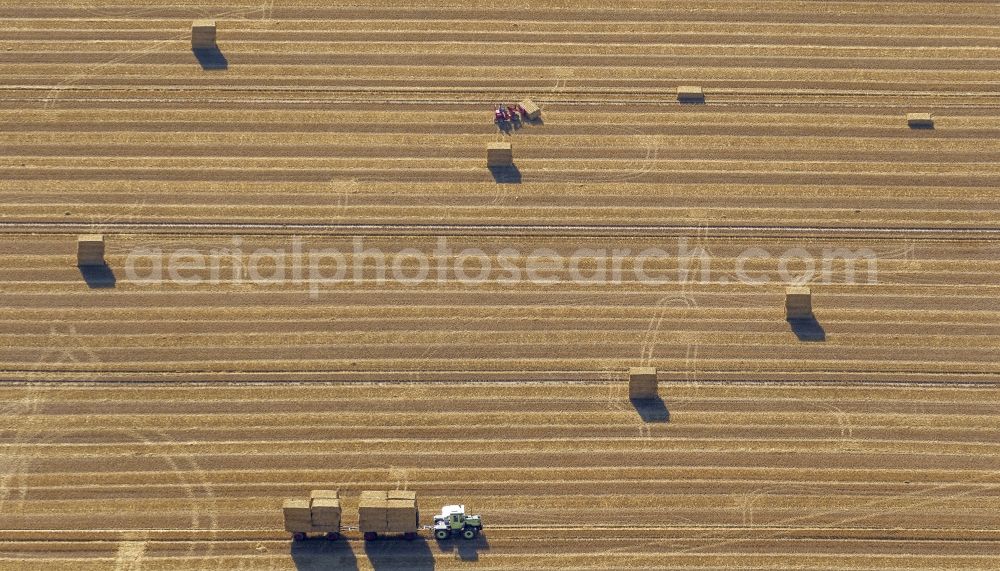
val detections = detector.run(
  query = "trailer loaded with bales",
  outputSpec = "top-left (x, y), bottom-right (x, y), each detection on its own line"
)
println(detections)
top-left (284, 489), bottom-right (482, 542)
top-left (359, 490), bottom-right (420, 541)
top-left (282, 490), bottom-right (342, 541)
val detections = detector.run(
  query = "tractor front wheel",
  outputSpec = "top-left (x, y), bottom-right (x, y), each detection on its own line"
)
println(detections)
top-left (363, 532), bottom-right (378, 541)
top-left (435, 529), bottom-right (450, 540)
top-left (462, 528), bottom-right (476, 540)
top-left (292, 532), bottom-right (307, 542)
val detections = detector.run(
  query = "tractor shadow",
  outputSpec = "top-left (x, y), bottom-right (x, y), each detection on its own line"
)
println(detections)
top-left (908, 123), bottom-right (935, 130)
top-left (291, 538), bottom-right (359, 571)
top-left (495, 116), bottom-right (543, 133)
top-left (78, 264), bottom-right (116, 289)
top-left (489, 164), bottom-right (521, 184)
top-left (364, 536), bottom-right (435, 570)
top-left (630, 397), bottom-right (670, 423)
top-left (193, 46), bottom-right (228, 70)
top-left (435, 533), bottom-right (490, 562)
top-left (788, 316), bottom-right (826, 342)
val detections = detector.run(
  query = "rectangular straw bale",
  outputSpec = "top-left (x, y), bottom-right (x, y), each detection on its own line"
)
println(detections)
top-left (192, 20), bottom-right (217, 49)
top-left (677, 85), bottom-right (704, 102)
top-left (487, 142), bottom-right (513, 167)
top-left (77, 235), bottom-right (105, 266)
top-left (907, 113), bottom-right (934, 128)
top-left (785, 286), bottom-right (813, 319)
top-left (310, 498), bottom-right (341, 527)
top-left (283, 499), bottom-right (311, 532)
top-left (628, 366), bottom-right (658, 399)
top-left (358, 490), bottom-right (389, 532)
top-left (519, 98), bottom-right (541, 120)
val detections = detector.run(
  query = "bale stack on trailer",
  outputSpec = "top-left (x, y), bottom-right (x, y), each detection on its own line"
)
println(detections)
top-left (310, 490), bottom-right (342, 531)
top-left (283, 499), bottom-right (312, 535)
top-left (358, 490), bottom-right (386, 532)
top-left (359, 490), bottom-right (419, 540)
top-left (387, 490), bottom-right (419, 533)
top-left (284, 490), bottom-right (342, 541)
top-left (76, 235), bottom-right (106, 267)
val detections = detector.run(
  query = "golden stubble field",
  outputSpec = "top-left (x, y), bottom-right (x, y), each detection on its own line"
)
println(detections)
top-left (2, 383), bottom-right (1000, 570)
top-left (1, 0), bottom-right (999, 569)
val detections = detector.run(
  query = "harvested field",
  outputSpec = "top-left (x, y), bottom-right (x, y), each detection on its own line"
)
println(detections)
top-left (2, 233), bottom-right (998, 383)
top-left (2, 384), bottom-right (1000, 570)
top-left (1, 0), bottom-right (999, 569)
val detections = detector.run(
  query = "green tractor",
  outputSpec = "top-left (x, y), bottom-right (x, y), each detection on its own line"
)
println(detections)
top-left (433, 505), bottom-right (483, 540)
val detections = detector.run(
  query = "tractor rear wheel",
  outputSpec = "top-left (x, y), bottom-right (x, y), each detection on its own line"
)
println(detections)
top-left (363, 532), bottom-right (378, 541)
top-left (435, 529), bottom-right (449, 540)
top-left (404, 532), bottom-right (417, 541)
top-left (462, 528), bottom-right (476, 540)
top-left (292, 532), bottom-right (307, 542)
top-left (325, 532), bottom-right (340, 541)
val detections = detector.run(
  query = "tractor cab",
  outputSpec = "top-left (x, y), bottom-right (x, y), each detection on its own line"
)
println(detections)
top-left (433, 504), bottom-right (483, 540)
top-left (435, 505), bottom-right (465, 528)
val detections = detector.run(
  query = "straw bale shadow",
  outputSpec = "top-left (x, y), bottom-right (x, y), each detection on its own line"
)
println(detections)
top-left (489, 164), bottom-right (521, 184)
top-left (193, 47), bottom-right (228, 70)
top-left (291, 538), bottom-right (359, 571)
top-left (78, 264), bottom-right (116, 289)
top-left (364, 536), bottom-right (434, 570)
top-left (788, 316), bottom-right (826, 342)
top-left (630, 397), bottom-right (670, 423)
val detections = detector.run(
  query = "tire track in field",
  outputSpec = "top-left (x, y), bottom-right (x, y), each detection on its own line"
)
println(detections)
top-left (84, 199), bottom-right (148, 235)
top-left (112, 532), bottom-right (147, 571)
top-left (639, 290), bottom-right (700, 399)
top-left (5, 425), bottom-right (219, 561)
top-left (0, 325), bottom-right (99, 514)
top-left (2, 327), bottom-right (216, 559)
top-left (586, 459), bottom-right (1000, 563)
top-left (38, 4), bottom-right (279, 110)
top-left (544, 62), bottom-right (659, 183)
